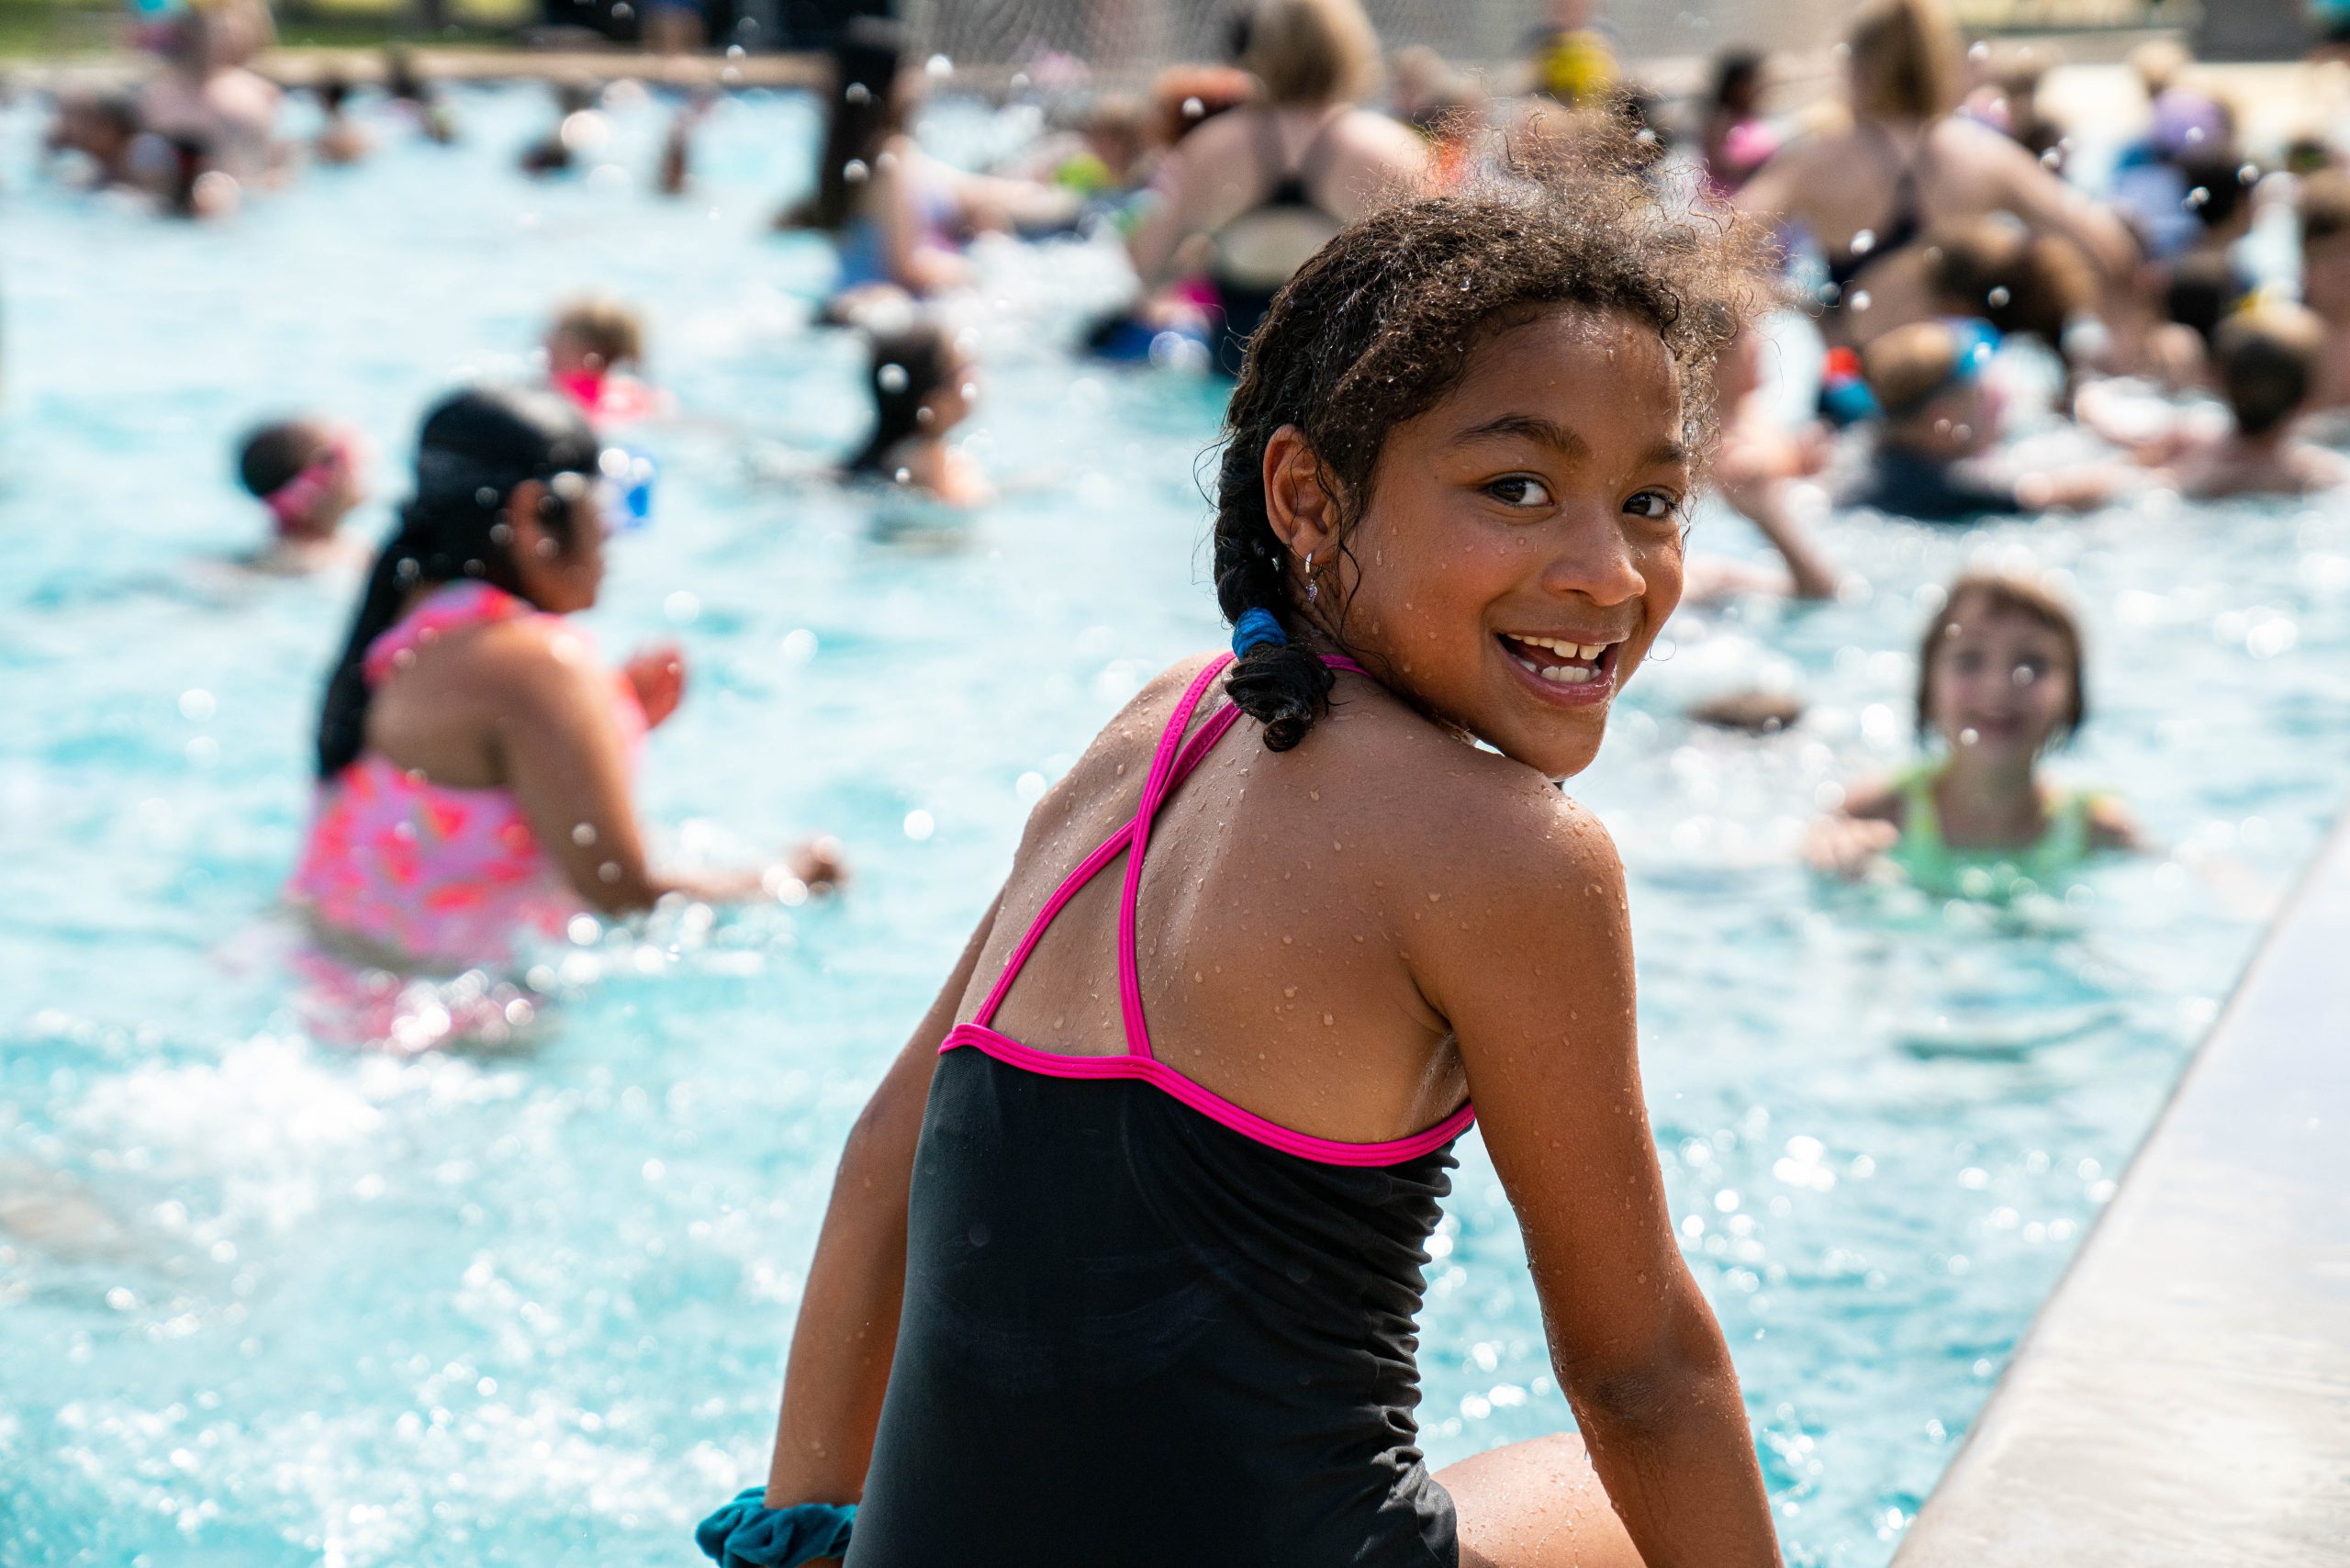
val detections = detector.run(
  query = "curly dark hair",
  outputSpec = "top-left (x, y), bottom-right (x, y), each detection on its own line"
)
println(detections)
top-left (1211, 114), bottom-right (1776, 749)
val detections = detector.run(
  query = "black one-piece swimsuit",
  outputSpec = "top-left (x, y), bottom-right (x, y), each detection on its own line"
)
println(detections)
top-left (846, 655), bottom-right (1477, 1568)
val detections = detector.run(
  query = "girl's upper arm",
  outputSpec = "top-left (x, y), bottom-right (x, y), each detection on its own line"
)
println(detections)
top-left (486, 632), bottom-right (659, 913)
top-left (873, 144), bottom-right (921, 277)
top-left (1126, 132), bottom-right (1218, 287)
top-left (1988, 130), bottom-right (2136, 276)
top-left (1413, 793), bottom-right (1690, 1381)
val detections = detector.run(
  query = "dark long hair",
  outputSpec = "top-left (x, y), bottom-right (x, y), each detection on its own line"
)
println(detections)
top-left (1212, 116), bottom-right (1772, 749)
top-left (793, 16), bottom-right (905, 234)
top-left (314, 386), bottom-right (598, 779)
top-left (846, 320), bottom-right (952, 475)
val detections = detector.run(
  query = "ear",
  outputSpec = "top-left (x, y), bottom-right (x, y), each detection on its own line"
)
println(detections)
top-left (506, 479), bottom-right (559, 564)
top-left (1261, 424), bottom-right (1345, 562)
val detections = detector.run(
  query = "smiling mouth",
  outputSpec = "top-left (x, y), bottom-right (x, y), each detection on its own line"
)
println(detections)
top-left (1498, 632), bottom-right (1617, 689)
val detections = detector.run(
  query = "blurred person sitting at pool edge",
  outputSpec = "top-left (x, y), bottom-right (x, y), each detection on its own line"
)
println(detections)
top-left (1809, 572), bottom-right (2136, 896)
top-left (1841, 319), bottom-right (2119, 521)
top-left (843, 319), bottom-right (990, 506)
top-left (791, 17), bottom-right (1076, 327)
top-left (1123, 0), bottom-right (1428, 375)
top-left (236, 416), bottom-right (368, 573)
top-left (1735, 0), bottom-right (2132, 353)
top-left (290, 386), bottom-right (840, 977)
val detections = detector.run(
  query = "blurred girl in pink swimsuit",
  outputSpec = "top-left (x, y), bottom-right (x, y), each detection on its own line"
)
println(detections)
top-left (290, 386), bottom-right (838, 976)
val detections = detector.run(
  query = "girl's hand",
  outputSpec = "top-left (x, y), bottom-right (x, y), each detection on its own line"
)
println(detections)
top-left (625, 643), bottom-right (688, 729)
top-left (1804, 813), bottom-right (1899, 879)
top-left (786, 834), bottom-right (849, 892)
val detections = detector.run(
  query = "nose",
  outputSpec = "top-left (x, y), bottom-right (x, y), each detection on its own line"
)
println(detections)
top-left (1534, 503), bottom-right (1651, 610)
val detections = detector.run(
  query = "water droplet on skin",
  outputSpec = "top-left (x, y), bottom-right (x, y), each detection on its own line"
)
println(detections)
top-left (1309, 790), bottom-right (1320, 801)
top-left (1284, 986), bottom-right (1297, 998)
top-left (1281, 935), bottom-right (1292, 945)
top-left (1322, 1014), bottom-right (1335, 1026)
top-left (572, 823), bottom-right (597, 846)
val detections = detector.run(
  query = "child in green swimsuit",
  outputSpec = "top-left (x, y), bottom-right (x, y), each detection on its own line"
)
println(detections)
top-left (1809, 572), bottom-right (2138, 896)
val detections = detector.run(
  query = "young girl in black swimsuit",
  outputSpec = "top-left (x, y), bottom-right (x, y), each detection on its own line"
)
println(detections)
top-left (700, 129), bottom-right (1785, 1568)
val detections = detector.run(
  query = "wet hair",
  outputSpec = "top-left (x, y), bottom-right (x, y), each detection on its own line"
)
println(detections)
top-left (1925, 218), bottom-right (2094, 346)
top-left (848, 320), bottom-right (955, 475)
top-left (237, 419), bottom-right (331, 498)
top-left (2300, 169), bottom-right (2350, 246)
top-left (315, 387), bottom-right (599, 778)
top-left (2179, 152), bottom-right (2255, 233)
top-left (796, 16), bottom-right (907, 233)
top-left (2214, 304), bottom-right (2323, 437)
top-left (2163, 249), bottom-right (2244, 347)
top-left (549, 295), bottom-right (645, 372)
top-left (1710, 49), bottom-right (1765, 111)
top-left (384, 44), bottom-right (427, 104)
top-left (1916, 573), bottom-right (2087, 744)
top-left (1212, 114), bottom-right (1773, 749)
top-left (1847, 0), bottom-right (1961, 122)
top-left (317, 75), bottom-right (352, 115)
top-left (1240, 0), bottom-right (1379, 107)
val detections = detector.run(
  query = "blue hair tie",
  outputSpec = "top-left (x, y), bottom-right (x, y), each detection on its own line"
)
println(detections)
top-left (696, 1489), bottom-right (856, 1568)
top-left (1231, 607), bottom-right (1287, 657)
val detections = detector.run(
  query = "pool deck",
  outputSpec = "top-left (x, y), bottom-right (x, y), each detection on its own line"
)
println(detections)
top-left (1892, 807), bottom-right (2350, 1565)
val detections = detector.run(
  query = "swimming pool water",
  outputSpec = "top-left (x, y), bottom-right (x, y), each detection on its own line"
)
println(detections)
top-left (3, 82), bottom-right (2347, 1567)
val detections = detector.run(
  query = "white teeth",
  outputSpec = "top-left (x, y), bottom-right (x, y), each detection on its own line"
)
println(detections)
top-left (1511, 635), bottom-right (1609, 661)
top-left (1538, 665), bottom-right (1593, 685)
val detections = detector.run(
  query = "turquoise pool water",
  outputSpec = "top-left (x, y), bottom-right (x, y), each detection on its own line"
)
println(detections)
top-left (4, 82), bottom-right (2348, 1567)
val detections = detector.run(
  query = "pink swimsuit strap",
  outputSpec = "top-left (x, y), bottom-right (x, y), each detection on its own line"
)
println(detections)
top-left (944, 652), bottom-right (1477, 1169)
top-left (362, 579), bottom-right (535, 688)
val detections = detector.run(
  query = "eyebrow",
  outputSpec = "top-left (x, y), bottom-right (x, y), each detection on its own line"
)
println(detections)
top-left (1450, 415), bottom-right (1691, 469)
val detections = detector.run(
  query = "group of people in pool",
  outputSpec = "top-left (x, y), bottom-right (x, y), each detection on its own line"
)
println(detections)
top-left (54, 0), bottom-right (2333, 1556)
top-left (42, 0), bottom-right (453, 217)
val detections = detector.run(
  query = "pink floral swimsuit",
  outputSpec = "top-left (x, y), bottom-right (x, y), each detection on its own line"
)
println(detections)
top-left (288, 581), bottom-right (646, 970)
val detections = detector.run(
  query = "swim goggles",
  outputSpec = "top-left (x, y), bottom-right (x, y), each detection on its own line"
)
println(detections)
top-left (1876, 318), bottom-right (2003, 421)
top-left (264, 428), bottom-right (364, 537)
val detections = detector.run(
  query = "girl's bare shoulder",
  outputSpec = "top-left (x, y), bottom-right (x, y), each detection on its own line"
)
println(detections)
top-left (1302, 686), bottom-right (1628, 912)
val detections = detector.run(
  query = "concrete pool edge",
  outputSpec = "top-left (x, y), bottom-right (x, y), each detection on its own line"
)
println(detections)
top-left (1890, 803), bottom-right (2350, 1564)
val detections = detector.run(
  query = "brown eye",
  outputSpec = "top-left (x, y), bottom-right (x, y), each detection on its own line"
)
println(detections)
top-left (1625, 490), bottom-right (1678, 521)
top-left (1485, 476), bottom-right (1553, 508)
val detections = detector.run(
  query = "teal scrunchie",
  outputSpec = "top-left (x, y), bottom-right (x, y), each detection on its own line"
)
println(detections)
top-left (695, 1487), bottom-right (856, 1568)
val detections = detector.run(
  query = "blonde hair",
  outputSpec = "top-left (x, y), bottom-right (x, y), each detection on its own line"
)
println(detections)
top-left (1242, 0), bottom-right (1380, 107)
top-left (1848, 0), bottom-right (1961, 121)
top-left (1862, 319), bottom-right (1964, 418)
top-left (549, 295), bottom-right (644, 371)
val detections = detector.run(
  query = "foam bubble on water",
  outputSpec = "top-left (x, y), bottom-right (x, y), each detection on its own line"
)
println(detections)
top-left (74, 1036), bottom-right (384, 1168)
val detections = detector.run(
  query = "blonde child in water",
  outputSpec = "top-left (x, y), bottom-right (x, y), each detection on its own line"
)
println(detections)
top-left (702, 123), bottom-right (1780, 1568)
top-left (1809, 572), bottom-right (2137, 896)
